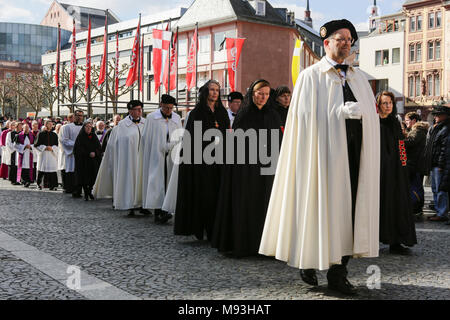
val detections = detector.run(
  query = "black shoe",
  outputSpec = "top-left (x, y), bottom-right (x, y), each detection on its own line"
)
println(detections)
top-left (139, 209), bottom-right (152, 215)
top-left (300, 269), bottom-right (318, 286)
top-left (128, 210), bottom-right (135, 216)
top-left (38, 185), bottom-right (43, 190)
top-left (328, 277), bottom-right (358, 296)
top-left (49, 187), bottom-right (57, 191)
top-left (12, 182), bottom-right (21, 186)
top-left (89, 193), bottom-right (94, 200)
top-left (84, 194), bottom-right (89, 201)
top-left (155, 211), bottom-right (173, 224)
top-left (72, 193), bottom-right (82, 198)
top-left (389, 244), bottom-right (412, 256)
top-left (24, 182), bottom-right (30, 188)
top-left (428, 204), bottom-right (435, 211)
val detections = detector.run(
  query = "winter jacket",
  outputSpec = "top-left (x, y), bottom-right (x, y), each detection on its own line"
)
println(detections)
top-left (405, 122), bottom-right (428, 174)
top-left (439, 134), bottom-right (450, 192)
top-left (422, 119), bottom-right (450, 173)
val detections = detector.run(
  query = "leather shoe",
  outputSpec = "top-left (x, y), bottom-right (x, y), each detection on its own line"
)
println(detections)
top-left (72, 193), bottom-right (82, 198)
top-left (139, 208), bottom-right (152, 215)
top-left (428, 215), bottom-right (448, 222)
top-left (328, 277), bottom-right (357, 296)
top-left (128, 210), bottom-right (135, 216)
top-left (155, 211), bottom-right (173, 224)
top-left (300, 269), bottom-right (318, 286)
top-left (389, 244), bottom-right (412, 255)
top-left (88, 193), bottom-right (95, 200)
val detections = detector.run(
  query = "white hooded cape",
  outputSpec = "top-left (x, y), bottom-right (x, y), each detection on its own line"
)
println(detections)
top-left (93, 117), bottom-right (145, 210)
top-left (259, 57), bottom-right (380, 270)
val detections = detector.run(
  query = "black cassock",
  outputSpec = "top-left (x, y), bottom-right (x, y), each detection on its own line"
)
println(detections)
top-left (379, 116), bottom-right (417, 246)
top-left (8, 131), bottom-right (19, 183)
top-left (174, 103), bottom-right (230, 241)
top-left (212, 103), bottom-right (282, 257)
top-left (34, 130), bottom-right (59, 188)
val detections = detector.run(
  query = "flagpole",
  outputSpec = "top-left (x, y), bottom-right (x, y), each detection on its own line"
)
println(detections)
top-left (137, 13), bottom-right (141, 102)
top-left (57, 23), bottom-right (61, 117)
top-left (195, 22), bottom-right (198, 104)
top-left (167, 18), bottom-right (172, 95)
top-left (105, 10), bottom-right (109, 120)
top-left (72, 19), bottom-right (75, 113)
top-left (86, 16), bottom-right (91, 118)
top-left (175, 26), bottom-right (179, 111)
top-left (141, 31), bottom-right (144, 101)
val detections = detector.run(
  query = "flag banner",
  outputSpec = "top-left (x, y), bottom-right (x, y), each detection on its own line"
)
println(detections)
top-left (152, 29), bottom-right (172, 94)
top-left (85, 18), bottom-right (91, 92)
top-left (226, 38), bottom-right (245, 93)
top-left (291, 39), bottom-right (303, 87)
top-left (186, 28), bottom-right (198, 91)
top-left (115, 32), bottom-right (119, 96)
top-left (69, 21), bottom-right (76, 90)
top-left (139, 35), bottom-right (144, 92)
top-left (98, 16), bottom-right (108, 87)
top-left (126, 19), bottom-right (141, 87)
top-left (167, 31), bottom-right (178, 91)
top-left (55, 25), bottom-right (60, 88)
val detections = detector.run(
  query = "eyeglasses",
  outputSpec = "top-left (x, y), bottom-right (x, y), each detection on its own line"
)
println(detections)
top-left (331, 37), bottom-right (353, 44)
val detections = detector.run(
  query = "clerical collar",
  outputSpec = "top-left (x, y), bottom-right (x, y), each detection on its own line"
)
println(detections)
top-left (129, 116), bottom-right (141, 124)
top-left (232, 113), bottom-right (237, 117)
top-left (74, 122), bottom-right (83, 126)
top-left (161, 110), bottom-right (172, 120)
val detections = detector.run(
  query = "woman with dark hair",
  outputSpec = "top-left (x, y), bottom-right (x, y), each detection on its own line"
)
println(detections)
top-left (212, 80), bottom-right (283, 257)
top-left (174, 80), bottom-right (230, 241)
top-left (74, 122), bottom-right (102, 201)
top-left (377, 91), bottom-right (417, 254)
top-left (272, 86), bottom-right (291, 127)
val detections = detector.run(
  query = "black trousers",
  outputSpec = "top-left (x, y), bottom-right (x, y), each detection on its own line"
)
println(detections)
top-left (8, 165), bottom-right (17, 183)
top-left (19, 168), bottom-right (33, 184)
top-left (64, 172), bottom-right (75, 193)
top-left (37, 171), bottom-right (58, 189)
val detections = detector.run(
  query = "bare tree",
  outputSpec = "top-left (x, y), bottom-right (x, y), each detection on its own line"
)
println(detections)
top-left (0, 78), bottom-right (13, 117)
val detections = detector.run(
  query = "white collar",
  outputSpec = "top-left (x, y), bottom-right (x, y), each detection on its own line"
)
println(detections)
top-left (325, 56), bottom-right (340, 67)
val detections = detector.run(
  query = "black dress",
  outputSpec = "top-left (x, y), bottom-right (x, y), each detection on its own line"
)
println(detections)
top-left (174, 101), bottom-right (230, 241)
top-left (212, 102), bottom-right (282, 257)
top-left (73, 125), bottom-right (102, 195)
top-left (379, 116), bottom-right (417, 246)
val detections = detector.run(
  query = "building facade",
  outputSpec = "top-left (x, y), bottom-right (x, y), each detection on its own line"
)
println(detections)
top-left (41, 0), bottom-right (320, 117)
top-left (403, 0), bottom-right (449, 119)
top-left (360, 11), bottom-right (406, 114)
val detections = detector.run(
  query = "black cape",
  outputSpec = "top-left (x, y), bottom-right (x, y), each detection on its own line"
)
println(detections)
top-left (212, 102), bottom-right (282, 257)
top-left (101, 127), bottom-right (113, 154)
top-left (379, 116), bottom-right (417, 246)
top-left (174, 101), bottom-right (230, 241)
top-left (34, 130), bottom-right (59, 148)
top-left (273, 102), bottom-right (289, 127)
top-left (73, 125), bottom-right (102, 186)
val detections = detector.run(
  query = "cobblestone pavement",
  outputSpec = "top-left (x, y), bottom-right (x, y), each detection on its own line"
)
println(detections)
top-left (0, 180), bottom-right (449, 300)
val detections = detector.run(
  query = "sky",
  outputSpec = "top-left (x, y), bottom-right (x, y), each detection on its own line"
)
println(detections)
top-left (0, 0), bottom-right (405, 31)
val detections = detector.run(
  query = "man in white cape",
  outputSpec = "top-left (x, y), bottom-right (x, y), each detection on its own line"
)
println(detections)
top-left (93, 100), bottom-right (146, 216)
top-left (141, 94), bottom-right (182, 224)
top-left (259, 19), bottom-right (380, 296)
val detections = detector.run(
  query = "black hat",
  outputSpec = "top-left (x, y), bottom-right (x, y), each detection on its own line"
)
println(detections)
top-left (320, 19), bottom-right (358, 46)
top-left (431, 105), bottom-right (450, 115)
top-left (161, 94), bottom-right (177, 106)
top-left (127, 100), bottom-right (143, 110)
top-left (228, 91), bottom-right (244, 102)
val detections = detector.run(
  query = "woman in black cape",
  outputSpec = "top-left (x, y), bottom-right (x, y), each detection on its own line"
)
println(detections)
top-left (174, 80), bottom-right (230, 241)
top-left (73, 122), bottom-right (102, 201)
top-left (212, 79), bottom-right (283, 257)
top-left (377, 91), bottom-right (417, 254)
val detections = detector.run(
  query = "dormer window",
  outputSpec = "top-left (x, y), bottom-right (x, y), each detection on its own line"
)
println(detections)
top-left (249, 0), bottom-right (266, 17)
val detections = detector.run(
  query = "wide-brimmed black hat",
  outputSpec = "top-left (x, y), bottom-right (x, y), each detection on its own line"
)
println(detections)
top-left (320, 19), bottom-right (358, 46)
top-left (127, 100), bottom-right (143, 110)
top-left (161, 94), bottom-right (177, 106)
top-left (431, 105), bottom-right (450, 115)
top-left (228, 91), bottom-right (244, 102)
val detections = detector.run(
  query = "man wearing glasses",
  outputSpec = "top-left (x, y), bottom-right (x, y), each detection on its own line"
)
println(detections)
top-left (93, 100), bottom-right (147, 216)
top-left (259, 20), bottom-right (381, 296)
top-left (141, 94), bottom-right (182, 224)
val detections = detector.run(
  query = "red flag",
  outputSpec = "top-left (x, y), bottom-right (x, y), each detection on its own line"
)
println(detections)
top-left (139, 35), bottom-right (144, 92)
top-left (55, 24), bottom-right (60, 88)
top-left (126, 18), bottom-right (141, 87)
top-left (166, 31), bottom-right (178, 91)
top-left (85, 18), bottom-right (92, 92)
top-left (98, 16), bottom-right (108, 86)
top-left (226, 38), bottom-right (245, 92)
top-left (115, 32), bottom-right (119, 97)
top-left (69, 20), bottom-right (76, 90)
top-left (152, 29), bottom-right (172, 94)
top-left (186, 28), bottom-right (198, 91)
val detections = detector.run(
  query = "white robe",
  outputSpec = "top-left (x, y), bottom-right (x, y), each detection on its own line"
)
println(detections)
top-left (60, 123), bottom-right (83, 173)
top-left (1, 132), bottom-right (11, 166)
top-left (258, 57), bottom-right (381, 271)
top-left (227, 109), bottom-right (236, 128)
top-left (141, 109), bottom-right (182, 210)
top-left (162, 111), bottom-right (191, 214)
top-left (14, 136), bottom-right (32, 169)
top-left (57, 127), bottom-right (66, 171)
top-left (93, 116), bottom-right (145, 210)
top-left (5, 132), bottom-right (16, 163)
top-left (36, 143), bottom-right (59, 173)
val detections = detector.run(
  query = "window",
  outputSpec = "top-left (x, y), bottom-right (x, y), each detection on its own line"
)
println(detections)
top-left (410, 17), bottom-right (416, 32)
top-left (428, 13), bottom-right (434, 29)
top-left (428, 42), bottom-right (434, 60)
top-left (147, 46), bottom-right (152, 71)
top-left (392, 48), bottom-right (400, 64)
top-left (409, 44), bottom-right (415, 63)
top-left (147, 76), bottom-right (153, 101)
top-left (178, 39), bottom-right (187, 56)
top-left (416, 43), bottom-right (422, 62)
top-left (382, 49), bottom-right (389, 64)
top-left (435, 41), bottom-right (440, 60)
top-left (436, 11), bottom-right (442, 28)
top-left (417, 15), bottom-right (422, 30)
top-left (435, 74), bottom-right (440, 96)
top-left (199, 35), bottom-right (210, 53)
top-left (415, 75), bottom-right (421, 97)
top-left (408, 77), bottom-right (414, 97)
top-left (427, 75), bottom-right (433, 96)
top-left (375, 50), bottom-right (382, 66)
